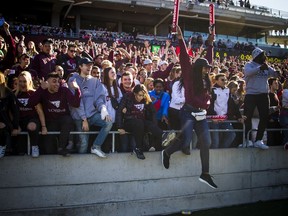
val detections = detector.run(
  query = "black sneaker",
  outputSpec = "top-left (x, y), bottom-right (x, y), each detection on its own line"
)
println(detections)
top-left (181, 147), bottom-right (191, 155)
top-left (199, 173), bottom-right (218, 189)
top-left (58, 148), bottom-right (70, 157)
top-left (133, 148), bottom-right (145, 160)
top-left (162, 150), bottom-right (170, 169)
top-left (162, 131), bottom-right (176, 147)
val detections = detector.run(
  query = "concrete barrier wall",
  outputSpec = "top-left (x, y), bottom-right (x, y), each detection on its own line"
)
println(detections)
top-left (0, 147), bottom-right (287, 216)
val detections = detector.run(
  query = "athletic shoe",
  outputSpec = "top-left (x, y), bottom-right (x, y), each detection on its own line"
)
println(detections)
top-left (181, 147), bottom-right (191, 155)
top-left (254, 140), bottom-right (269, 150)
top-left (162, 131), bottom-right (176, 147)
top-left (133, 148), bottom-right (145, 160)
top-left (284, 143), bottom-right (288, 150)
top-left (31, 146), bottom-right (39, 158)
top-left (162, 150), bottom-right (170, 169)
top-left (58, 148), bottom-right (70, 157)
top-left (238, 140), bottom-right (253, 148)
top-left (91, 146), bottom-right (106, 158)
top-left (0, 145), bottom-right (6, 158)
top-left (199, 173), bottom-right (218, 189)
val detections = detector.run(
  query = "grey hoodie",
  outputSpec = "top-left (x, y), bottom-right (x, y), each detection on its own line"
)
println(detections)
top-left (68, 73), bottom-right (106, 120)
top-left (244, 61), bottom-right (278, 95)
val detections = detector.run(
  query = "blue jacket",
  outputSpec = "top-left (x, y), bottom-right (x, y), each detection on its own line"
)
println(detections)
top-left (148, 90), bottom-right (170, 120)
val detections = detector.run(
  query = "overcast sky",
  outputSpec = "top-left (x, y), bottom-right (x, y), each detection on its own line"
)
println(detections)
top-left (248, 0), bottom-right (288, 13)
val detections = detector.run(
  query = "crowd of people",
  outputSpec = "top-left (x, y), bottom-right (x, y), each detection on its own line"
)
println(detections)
top-left (1, 19), bottom-right (288, 189)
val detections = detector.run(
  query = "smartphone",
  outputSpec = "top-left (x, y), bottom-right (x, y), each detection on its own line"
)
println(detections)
top-left (9, 69), bottom-right (15, 75)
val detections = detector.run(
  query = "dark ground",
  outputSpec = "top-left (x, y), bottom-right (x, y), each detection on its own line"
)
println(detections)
top-left (161, 199), bottom-right (288, 216)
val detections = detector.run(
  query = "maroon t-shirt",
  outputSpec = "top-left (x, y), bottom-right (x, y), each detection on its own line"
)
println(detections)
top-left (28, 87), bottom-right (81, 120)
top-left (16, 90), bottom-right (38, 119)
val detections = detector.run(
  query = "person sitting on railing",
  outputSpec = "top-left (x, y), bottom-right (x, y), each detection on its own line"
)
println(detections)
top-left (101, 67), bottom-right (123, 153)
top-left (207, 73), bottom-right (246, 149)
top-left (149, 78), bottom-right (171, 130)
top-left (28, 72), bottom-right (81, 156)
top-left (0, 72), bottom-right (20, 158)
top-left (267, 77), bottom-right (282, 146)
top-left (279, 79), bottom-right (288, 150)
top-left (116, 84), bottom-right (175, 159)
top-left (14, 71), bottom-right (47, 157)
top-left (68, 57), bottom-right (113, 157)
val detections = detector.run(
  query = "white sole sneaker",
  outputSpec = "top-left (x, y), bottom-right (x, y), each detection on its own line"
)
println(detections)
top-left (162, 131), bottom-right (176, 147)
top-left (91, 148), bottom-right (107, 158)
top-left (254, 141), bottom-right (269, 150)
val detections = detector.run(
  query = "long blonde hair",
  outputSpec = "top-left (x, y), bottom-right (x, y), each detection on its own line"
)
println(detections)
top-left (283, 79), bottom-right (288, 90)
top-left (15, 71), bottom-right (35, 96)
top-left (0, 72), bottom-right (7, 98)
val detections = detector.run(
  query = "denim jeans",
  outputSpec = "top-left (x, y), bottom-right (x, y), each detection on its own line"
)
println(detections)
top-left (165, 105), bottom-right (211, 173)
top-left (74, 112), bottom-right (113, 153)
top-left (279, 109), bottom-right (288, 144)
top-left (210, 121), bottom-right (236, 148)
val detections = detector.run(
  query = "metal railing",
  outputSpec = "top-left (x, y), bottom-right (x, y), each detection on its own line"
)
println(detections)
top-left (18, 119), bottom-right (245, 155)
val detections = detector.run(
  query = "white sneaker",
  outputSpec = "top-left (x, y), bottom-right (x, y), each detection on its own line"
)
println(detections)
top-left (162, 131), bottom-right (176, 147)
top-left (66, 141), bottom-right (74, 150)
top-left (254, 140), bottom-right (269, 150)
top-left (31, 146), bottom-right (40, 158)
top-left (0, 145), bottom-right (6, 158)
top-left (91, 146), bottom-right (106, 158)
top-left (149, 147), bottom-right (155, 152)
top-left (238, 140), bottom-right (253, 148)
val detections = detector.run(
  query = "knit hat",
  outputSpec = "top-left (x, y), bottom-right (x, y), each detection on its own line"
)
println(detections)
top-left (252, 47), bottom-right (264, 59)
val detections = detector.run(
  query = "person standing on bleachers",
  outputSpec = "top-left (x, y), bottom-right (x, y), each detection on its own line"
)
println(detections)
top-left (56, 44), bottom-right (81, 80)
top-left (243, 47), bottom-right (278, 149)
top-left (30, 38), bottom-right (57, 81)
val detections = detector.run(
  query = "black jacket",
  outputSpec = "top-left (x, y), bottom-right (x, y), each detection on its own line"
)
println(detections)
top-left (116, 92), bottom-right (157, 129)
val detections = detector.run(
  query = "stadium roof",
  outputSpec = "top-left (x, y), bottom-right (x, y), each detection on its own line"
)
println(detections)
top-left (2, 0), bottom-right (288, 38)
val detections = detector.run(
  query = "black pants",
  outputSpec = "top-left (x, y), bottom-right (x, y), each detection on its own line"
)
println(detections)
top-left (43, 115), bottom-right (74, 154)
top-left (168, 107), bottom-right (181, 130)
top-left (267, 120), bottom-right (282, 146)
top-left (244, 94), bottom-right (269, 141)
top-left (123, 118), bottom-right (163, 151)
top-left (0, 127), bottom-right (10, 147)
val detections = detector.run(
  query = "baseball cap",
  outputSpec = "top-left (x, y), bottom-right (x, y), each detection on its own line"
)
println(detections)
top-left (42, 38), bottom-right (53, 45)
top-left (194, 58), bottom-right (212, 68)
top-left (252, 47), bottom-right (264, 59)
top-left (159, 60), bottom-right (169, 66)
top-left (79, 57), bottom-right (93, 65)
top-left (143, 59), bottom-right (152, 65)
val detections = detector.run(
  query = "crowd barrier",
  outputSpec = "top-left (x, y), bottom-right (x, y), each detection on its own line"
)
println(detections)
top-left (18, 120), bottom-right (246, 155)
